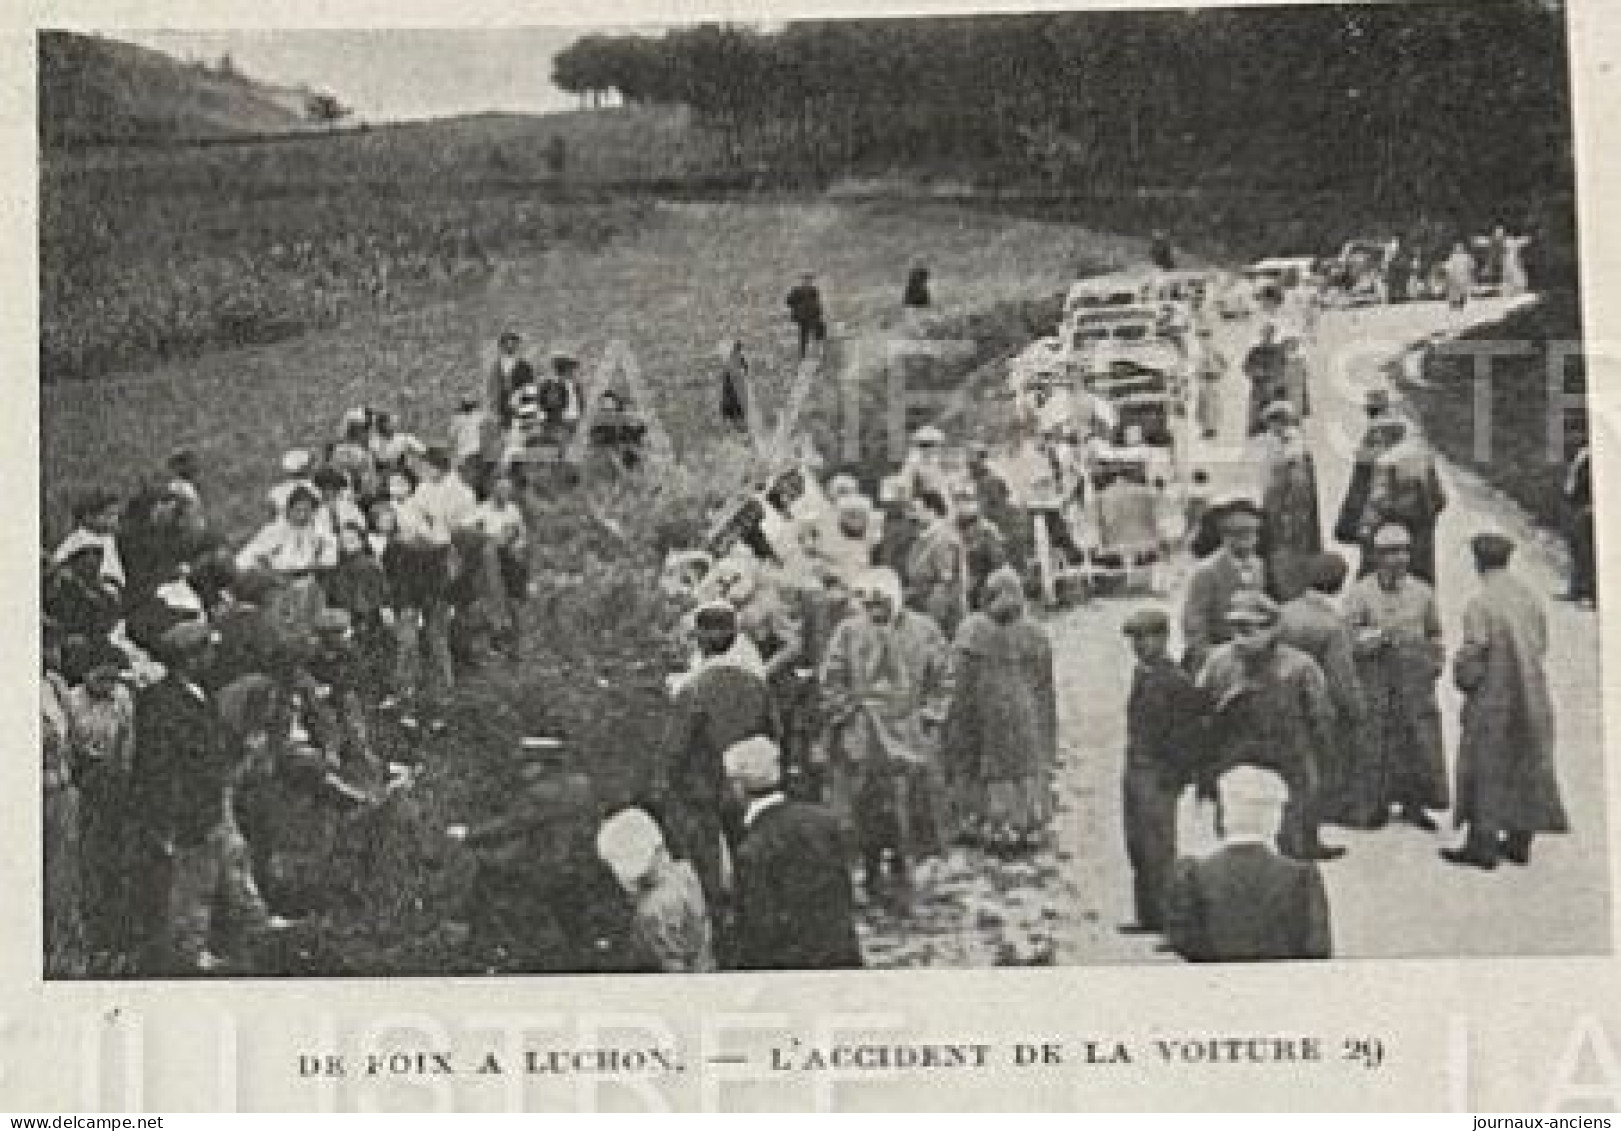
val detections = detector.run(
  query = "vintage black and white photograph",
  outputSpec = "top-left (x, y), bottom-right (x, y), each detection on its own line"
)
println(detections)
top-left (38, 1), bottom-right (1606, 980)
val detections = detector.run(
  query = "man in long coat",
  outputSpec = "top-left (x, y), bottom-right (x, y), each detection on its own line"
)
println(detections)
top-left (654, 602), bottom-right (778, 913)
top-left (821, 568), bottom-right (953, 894)
top-left (1181, 499), bottom-right (1268, 675)
top-left (1342, 523), bottom-right (1448, 830)
top-left (1443, 534), bottom-right (1569, 869)
top-left (726, 738), bottom-right (861, 970)
top-left (1258, 401), bottom-right (1323, 602)
top-left (1278, 552), bottom-right (1376, 827)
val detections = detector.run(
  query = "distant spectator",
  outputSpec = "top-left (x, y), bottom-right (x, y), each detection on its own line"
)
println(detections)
top-left (903, 262), bottom-right (931, 309)
top-left (717, 339), bottom-right (750, 432)
top-left (785, 272), bottom-right (827, 361)
top-left (1150, 230), bottom-right (1176, 271)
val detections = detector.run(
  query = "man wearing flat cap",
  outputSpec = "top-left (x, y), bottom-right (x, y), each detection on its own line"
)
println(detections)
top-left (1120, 607), bottom-right (1209, 933)
top-left (1196, 590), bottom-right (1344, 861)
top-left (1343, 522), bottom-right (1448, 831)
top-left (655, 600), bottom-right (778, 917)
top-left (1445, 533), bottom-right (1569, 868)
top-left (1181, 497), bottom-right (1269, 675)
top-left (725, 737), bottom-right (861, 969)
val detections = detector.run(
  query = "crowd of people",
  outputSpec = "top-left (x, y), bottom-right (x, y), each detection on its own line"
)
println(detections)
top-left (40, 246), bottom-right (1585, 976)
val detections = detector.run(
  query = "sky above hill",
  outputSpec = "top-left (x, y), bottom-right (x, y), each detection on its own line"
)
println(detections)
top-left (113, 28), bottom-right (616, 121)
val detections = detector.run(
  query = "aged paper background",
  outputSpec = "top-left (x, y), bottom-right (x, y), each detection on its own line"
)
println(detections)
top-left (6, 0), bottom-right (1621, 1112)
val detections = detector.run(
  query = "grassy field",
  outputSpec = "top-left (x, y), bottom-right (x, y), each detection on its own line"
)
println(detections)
top-left (43, 192), bottom-right (1118, 974)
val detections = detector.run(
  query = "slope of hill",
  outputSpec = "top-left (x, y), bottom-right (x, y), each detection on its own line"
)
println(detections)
top-left (39, 31), bottom-right (310, 146)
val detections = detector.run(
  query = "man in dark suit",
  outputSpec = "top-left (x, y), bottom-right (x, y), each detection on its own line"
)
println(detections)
top-left (487, 331), bottom-right (536, 428)
top-left (654, 601), bottom-right (778, 915)
top-left (132, 620), bottom-right (284, 972)
top-left (1181, 499), bottom-right (1268, 675)
top-left (785, 272), bottom-right (827, 360)
top-left (725, 737), bottom-right (862, 970)
top-left (1165, 765), bottom-right (1333, 962)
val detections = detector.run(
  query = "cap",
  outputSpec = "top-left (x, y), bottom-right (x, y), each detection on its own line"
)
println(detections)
top-left (912, 425), bottom-right (946, 448)
top-left (595, 807), bottom-right (666, 892)
top-left (1261, 400), bottom-right (1298, 424)
top-left (1470, 532), bottom-right (1515, 568)
top-left (281, 449), bottom-right (314, 477)
top-left (692, 599), bottom-right (739, 633)
top-left (313, 608), bottom-right (353, 636)
top-left (158, 618), bottom-right (215, 656)
top-left (1226, 590), bottom-right (1281, 627)
top-left (1371, 522), bottom-right (1413, 550)
top-left (1216, 496), bottom-right (1264, 525)
top-left (1122, 607), bottom-right (1171, 637)
top-left (722, 736), bottom-right (782, 791)
top-left (1364, 388), bottom-right (1392, 413)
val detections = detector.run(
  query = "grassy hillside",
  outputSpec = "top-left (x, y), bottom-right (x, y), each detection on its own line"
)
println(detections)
top-left (38, 31), bottom-right (310, 146)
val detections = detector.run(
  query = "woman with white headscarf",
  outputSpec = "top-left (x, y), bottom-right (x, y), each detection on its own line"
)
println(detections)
top-left (820, 567), bottom-right (953, 895)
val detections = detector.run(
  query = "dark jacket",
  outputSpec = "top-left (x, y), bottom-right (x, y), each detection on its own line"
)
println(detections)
top-left (734, 798), bottom-right (862, 970)
top-left (132, 675), bottom-right (232, 848)
top-left (1165, 842), bottom-right (1332, 962)
top-left (489, 356), bottom-right (536, 425)
top-left (1126, 658), bottom-right (1209, 786)
top-left (786, 283), bottom-right (824, 327)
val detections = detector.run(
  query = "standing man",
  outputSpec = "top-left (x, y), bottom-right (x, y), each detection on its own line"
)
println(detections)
top-left (487, 331), bottom-right (535, 429)
top-left (1343, 523), bottom-right (1449, 831)
top-left (1164, 766), bottom-right (1333, 962)
top-left (1243, 324), bottom-right (1288, 436)
top-left (1258, 400), bottom-right (1323, 603)
top-left (1119, 608), bottom-right (1207, 934)
top-left (905, 489), bottom-right (969, 638)
top-left (1150, 230), bottom-right (1176, 271)
top-left (820, 568), bottom-right (953, 899)
top-left (1180, 499), bottom-right (1268, 675)
top-left (1562, 425), bottom-right (1595, 606)
top-left (1279, 552), bottom-right (1377, 829)
top-left (1444, 534), bottom-right (1569, 869)
top-left (654, 601), bottom-right (778, 914)
top-left (1364, 418), bottom-right (1447, 587)
top-left (726, 737), bottom-right (862, 970)
top-left (1197, 592), bottom-right (1344, 862)
top-left (785, 272), bottom-right (827, 361)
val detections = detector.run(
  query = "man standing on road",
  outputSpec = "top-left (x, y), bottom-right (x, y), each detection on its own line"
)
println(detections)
top-left (1243, 324), bottom-right (1288, 436)
top-left (786, 272), bottom-right (828, 361)
top-left (1164, 765), bottom-right (1333, 962)
top-left (1197, 591), bottom-right (1345, 862)
top-left (1280, 552), bottom-right (1377, 829)
top-left (1180, 499), bottom-right (1268, 676)
top-left (1343, 523), bottom-right (1449, 832)
top-left (1444, 534), bottom-right (1569, 870)
top-left (1119, 608), bottom-right (1207, 934)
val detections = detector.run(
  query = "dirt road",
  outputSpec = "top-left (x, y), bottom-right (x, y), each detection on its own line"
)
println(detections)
top-left (862, 294), bottom-right (1610, 967)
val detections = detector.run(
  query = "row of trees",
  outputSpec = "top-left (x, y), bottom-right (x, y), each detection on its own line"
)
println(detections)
top-left (550, 4), bottom-right (1573, 209)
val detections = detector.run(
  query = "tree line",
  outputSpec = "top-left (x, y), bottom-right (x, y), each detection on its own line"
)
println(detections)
top-left (550, 3), bottom-right (1572, 211)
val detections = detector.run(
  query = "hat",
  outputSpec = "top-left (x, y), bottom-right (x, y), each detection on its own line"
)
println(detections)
top-left (722, 736), bottom-right (782, 792)
top-left (281, 449), bottom-right (314, 477)
top-left (311, 466), bottom-right (348, 492)
top-left (692, 599), bottom-right (739, 633)
top-left (1218, 765), bottom-right (1291, 838)
top-left (853, 567), bottom-right (903, 609)
top-left (1261, 400), bottom-right (1298, 425)
top-left (595, 807), bottom-right (666, 893)
top-left (1364, 388), bottom-right (1392, 413)
top-left (342, 407), bottom-right (369, 429)
top-left (1371, 522), bottom-right (1412, 550)
top-left (1470, 532), bottom-right (1515, 569)
top-left (1304, 551), bottom-right (1350, 593)
top-left (1226, 590), bottom-right (1281, 627)
top-left (70, 489), bottom-right (120, 525)
top-left (826, 473), bottom-right (861, 500)
top-left (314, 608), bottom-right (353, 636)
top-left (1122, 607), bottom-right (1171, 637)
top-left (549, 348), bottom-right (579, 369)
top-left (1215, 496), bottom-right (1263, 526)
top-left (912, 425), bottom-right (946, 448)
top-left (158, 618), bottom-right (214, 657)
